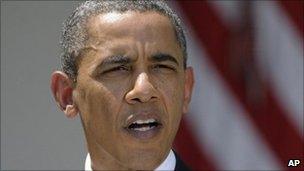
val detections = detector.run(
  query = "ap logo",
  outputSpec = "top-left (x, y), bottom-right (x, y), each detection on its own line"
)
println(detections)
top-left (288, 159), bottom-right (301, 167)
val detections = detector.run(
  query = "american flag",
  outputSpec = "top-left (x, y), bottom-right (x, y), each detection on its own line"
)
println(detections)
top-left (169, 1), bottom-right (303, 170)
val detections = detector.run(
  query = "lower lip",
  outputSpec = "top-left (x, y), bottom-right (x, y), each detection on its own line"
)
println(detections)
top-left (124, 125), bottom-right (162, 140)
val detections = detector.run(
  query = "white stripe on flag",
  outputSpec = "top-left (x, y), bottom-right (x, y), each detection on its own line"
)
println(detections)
top-left (254, 1), bottom-right (303, 134)
top-left (208, 1), bottom-right (242, 28)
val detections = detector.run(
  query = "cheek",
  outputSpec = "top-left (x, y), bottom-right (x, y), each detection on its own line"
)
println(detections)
top-left (75, 80), bottom-right (120, 137)
top-left (101, 79), bottom-right (130, 100)
top-left (157, 76), bottom-right (184, 119)
top-left (169, 86), bottom-right (184, 122)
top-left (156, 77), bottom-right (184, 147)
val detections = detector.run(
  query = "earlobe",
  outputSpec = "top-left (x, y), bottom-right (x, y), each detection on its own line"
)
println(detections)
top-left (65, 104), bottom-right (79, 118)
top-left (50, 71), bottom-right (79, 118)
top-left (183, 67), bottom-right (194, 114)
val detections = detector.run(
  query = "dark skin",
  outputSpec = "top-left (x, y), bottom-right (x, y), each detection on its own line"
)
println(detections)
top-left (51, 11), bottom-right (194, 170)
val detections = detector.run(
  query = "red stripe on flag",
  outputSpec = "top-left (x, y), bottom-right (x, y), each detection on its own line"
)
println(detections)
top-left (174, 118), bottom-right (217, 170)
top-left (177, 1), bottom-right (303, 168)
top-left (278, 0), bottom-right (304, 37)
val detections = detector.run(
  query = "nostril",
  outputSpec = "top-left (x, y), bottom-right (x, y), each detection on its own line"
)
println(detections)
top-left (132, 98), bottom-right (141, 102)
top-left (151, 96), bottom-right (157, 100)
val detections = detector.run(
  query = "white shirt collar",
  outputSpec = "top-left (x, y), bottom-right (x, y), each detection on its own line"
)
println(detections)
top-left (85, 149), bottom-right (176, 171)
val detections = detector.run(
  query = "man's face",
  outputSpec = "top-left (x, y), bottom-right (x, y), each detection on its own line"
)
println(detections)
top-left (73, 11), bottom-right (193, 169)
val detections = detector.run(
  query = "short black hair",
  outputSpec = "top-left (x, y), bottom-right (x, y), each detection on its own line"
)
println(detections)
top-left (60, 0), bottom-right (187, 79)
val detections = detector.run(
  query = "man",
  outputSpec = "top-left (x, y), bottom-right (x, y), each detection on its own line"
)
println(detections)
top-left (50, 0), bottom-right (194, 170)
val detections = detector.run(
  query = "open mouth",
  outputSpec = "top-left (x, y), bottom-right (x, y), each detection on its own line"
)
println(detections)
top-left (124, 115), bottom-right (163, 140)
top-left (128, 119), bottom-right (161, 131)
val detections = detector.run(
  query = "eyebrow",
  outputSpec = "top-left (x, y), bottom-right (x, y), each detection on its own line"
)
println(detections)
top-left (150, 53), bottom-right (179, 66)
top-left (99, 55), bottom-right (132, 67)
top-left (98, 53), bottom-right (179, 69)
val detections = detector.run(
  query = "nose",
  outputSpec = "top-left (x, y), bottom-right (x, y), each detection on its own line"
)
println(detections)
top-left (125, 72), bottom-right (158, 104)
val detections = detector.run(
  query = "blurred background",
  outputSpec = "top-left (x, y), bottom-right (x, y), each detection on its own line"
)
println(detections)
top-left (1, 1), bottom-right (303, 170)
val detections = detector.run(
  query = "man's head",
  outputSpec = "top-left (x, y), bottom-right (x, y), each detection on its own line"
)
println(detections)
top-left (60, 0), bottom-right (187, 80)
top-left (51, 0), bottom-right (194, 170)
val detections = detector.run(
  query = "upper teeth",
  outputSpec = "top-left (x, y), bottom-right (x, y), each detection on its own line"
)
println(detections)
top-left (132, 119), bottom-right (156, 124)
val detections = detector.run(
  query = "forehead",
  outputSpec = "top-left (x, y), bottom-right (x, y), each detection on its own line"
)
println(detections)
top-left (85, 11), bottom-right (178, 46)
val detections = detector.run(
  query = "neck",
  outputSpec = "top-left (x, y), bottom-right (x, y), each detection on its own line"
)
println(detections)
top-left (86, 138), bottom-right (129, 170)
top-left (86, 149), bottom-right (176, 171)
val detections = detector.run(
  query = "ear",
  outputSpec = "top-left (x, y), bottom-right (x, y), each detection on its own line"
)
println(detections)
top-left (50, 71), bottom-right (79, 118)
top-left (183, 67), bottom-right (194, 114)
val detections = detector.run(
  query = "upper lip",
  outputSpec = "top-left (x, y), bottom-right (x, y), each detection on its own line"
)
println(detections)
top-left (124, 112), bottom-right (162, 129)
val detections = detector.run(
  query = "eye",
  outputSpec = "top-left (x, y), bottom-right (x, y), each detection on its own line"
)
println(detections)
top-left (101, 65), bottom-right (131, 77)
top-left (108, 65), bottom-right (130, 72)
top-left (152, 64), bottom-right (176, 73)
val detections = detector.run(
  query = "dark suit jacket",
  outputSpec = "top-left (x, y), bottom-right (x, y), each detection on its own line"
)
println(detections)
top-left (174, 151), bottom-right (191, 171)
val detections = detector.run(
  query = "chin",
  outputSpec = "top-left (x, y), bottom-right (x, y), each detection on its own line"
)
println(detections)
top-left (120, 148), bottom-right (164, 170)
